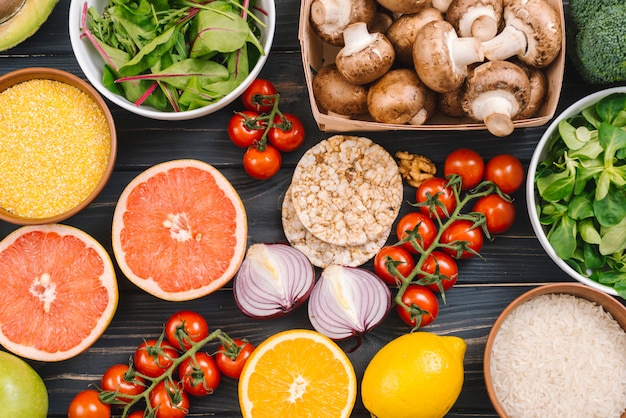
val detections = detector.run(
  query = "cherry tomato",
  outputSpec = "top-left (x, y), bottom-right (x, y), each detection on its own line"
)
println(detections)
top-left (416, 177), bottom-right (457, 219)
top-left (68, 389), bottom-right (111, 418)
top-left (473, 194), bottom-right (516, 235)
top-left (268, 113), bottom-right (305, 152)
top-left (241, 79), bottom-right (277, 113)
top-left (127, 412), bottom-right (145, 418)
top-left (243, 144), bottom-right (282, 180)
top-left (165, 310), bottom-right (210, 351)
top-left (396, 284), bottom-right (439, 328)
top-left (395, 211), bottom-right (437, 254)
top-left (484, 154), bottom-right (524, 194)
top-left (134, 339), bottom-right (180, 378)
top-left (149, 380), bottom-right (189, 418)
top-left (100, 363), bottom-right (145, 403)
top-left (420, 251), bottom-right (459, 293)
top-left (178, 352), bottom-right (221, 397)
top-left (373, 246), bottom-right (416, 286)
top-left (444, 148), bottom-right (485, 190)
top-left (440, 219), bottom-right (484, 259)
top-left (227, 111), bottom-right (265, 148)
top-left (215, 338), bottom-right (255, 379)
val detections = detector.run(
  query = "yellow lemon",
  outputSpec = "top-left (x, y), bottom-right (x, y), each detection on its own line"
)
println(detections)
top-left (361, 332), bottom-right (466, 418)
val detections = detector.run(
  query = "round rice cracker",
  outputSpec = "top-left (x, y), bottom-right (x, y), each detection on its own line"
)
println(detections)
top-left (282, 186), bottom-right (390, 268)
top-left (290, 135), bottom-right (403, 247)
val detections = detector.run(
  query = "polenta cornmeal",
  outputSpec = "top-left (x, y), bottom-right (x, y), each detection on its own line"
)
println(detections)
top-left (0, 79), bottom-right (110, 219)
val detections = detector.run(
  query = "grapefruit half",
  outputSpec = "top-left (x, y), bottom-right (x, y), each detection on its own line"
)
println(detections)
top-left (112, 159), bottom-right (248, 301)
top-left (0, 224), bottom-right (118, 362)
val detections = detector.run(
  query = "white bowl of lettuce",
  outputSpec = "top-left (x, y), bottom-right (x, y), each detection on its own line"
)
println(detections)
top-left (69, 0), bottom-right (275, 120)
top-left (527, 86), bottom-right (626, 299)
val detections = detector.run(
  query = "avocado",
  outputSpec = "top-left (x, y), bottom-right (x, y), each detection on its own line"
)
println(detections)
top-left (0, 0), bottom-right (60, 51)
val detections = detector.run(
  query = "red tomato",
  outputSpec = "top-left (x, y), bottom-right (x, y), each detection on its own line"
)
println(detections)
top-left (268, 113), bottom-right (306, 152)
top-left (241, 79), bottom-right (277, 113)
top-left (243, 144), bottom-right (282, 180)
top-left (473, 194), bottom-right (516, 234)
top-left (415, 177), bottom-right (457, 219)
top-left (149, 380), bottom-right (189, 418)
top-left (215, 339), bottom-right (255, 379)
top-left (396, 285), bottom-right (439, 328)
top-left (395, 212), bottom-right (437, 254)
top-left (420, 251), bottom-right (459, 292)
top-left (227, 111), bottom-right (265, 148)
top-left (179, 352), bottom-right (221, 397)
top-left (373, 246), bottom-right (416, 286)
top-left (444, 148), bottom-right (485, 190)
top-left (484, 154), bottom-right (524, 194)
top-left (127, 412), bottom-right (145, 418)
top-left (440, 219), bottom-right (484, 259)
top-left (134, 339), bottom-right (180, 378)
top-left (100, 364), bottom-right (145, 403)
top-left (68, 389), bottom-right (111, 418)
top-left (165, 310), bottom-right (210, 351)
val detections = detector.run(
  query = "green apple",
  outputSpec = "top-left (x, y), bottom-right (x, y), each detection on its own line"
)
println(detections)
top-left (0, 351), bottom-right (48, 418)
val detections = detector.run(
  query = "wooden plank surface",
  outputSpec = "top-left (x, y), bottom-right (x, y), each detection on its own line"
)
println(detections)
top-left (1, 0), bottom-right (623, 416)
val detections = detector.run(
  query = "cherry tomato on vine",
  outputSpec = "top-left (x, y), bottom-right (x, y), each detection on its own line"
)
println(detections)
top-left (416, 177), bottom-right (457, 219)
top-left (268, 113), bottom-right (306, 152)
top-left (473, 194), bottom-right (516, 235)
top-left (179, 352), bottom-right (221, 397)
top-left (68, 389), bottom-right (111, 418)
top-left (215, 338), bottom-right (255, 379)
top-left (444, 148), bottom-right (485, 190)
top-left (149, 380), bottom-right (189, 418)
top-left (227, 111), bottom-right (265, 148)
top-left (243, 144), bottom-right (282, 180)
top-left (241, 79), bottom-right (277, 113)
top-left (100, 363), bottom-right (145, 403)
top-left (440, 219), bottom-right (484, 259)
top-left (134, 339), bottom-right (180, 378)
top-left (396, 284), bottom-right (439, 328)
top-left (373, 246), bottom-right (416, 286)
top-left (484, 154), bottom-right (524, 194)
top-left (165, 310), bottom-right (210, 351)
top-left (395, 211), bottom-right (437, 254)
top-left (127, 412), bottom-right (145, 418)
top-left (420, 251), bottom-right (459, 293)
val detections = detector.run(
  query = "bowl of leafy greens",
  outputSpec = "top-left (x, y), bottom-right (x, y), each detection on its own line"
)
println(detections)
top-left (68, 0), bottom-right (275, 120)
top-left (527, 86), bottom-right (626, 299)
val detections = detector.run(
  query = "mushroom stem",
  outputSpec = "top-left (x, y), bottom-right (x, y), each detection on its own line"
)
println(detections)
top-left (431, 0), bottom-right (453, 13)
top-left (481, 24), bottom-right (526, 62)
top-left (341, 22), bottom-right (377, 55)
top-left (0, 0), bottom-right (25, 24)
top-left (450, 35), bottom-right (485, 71)
top-left (458, 6), bottom-right (500, 41)
top-left (310, 0), bottom-right (350, 28)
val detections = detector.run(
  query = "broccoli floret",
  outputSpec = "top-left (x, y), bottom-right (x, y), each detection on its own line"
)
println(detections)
top-left (568, 1), bottom-right (626, 84)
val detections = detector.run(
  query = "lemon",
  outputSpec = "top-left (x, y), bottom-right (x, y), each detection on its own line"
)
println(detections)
top-left (361, 332), bottom-right (466, 418)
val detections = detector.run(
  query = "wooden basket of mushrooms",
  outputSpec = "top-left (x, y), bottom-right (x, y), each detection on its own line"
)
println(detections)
top-left (298, 0), bottom-right (565, 137)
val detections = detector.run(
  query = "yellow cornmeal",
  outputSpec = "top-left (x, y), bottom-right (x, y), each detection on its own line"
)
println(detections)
top-left (0, 79), bottom-right (111, 219)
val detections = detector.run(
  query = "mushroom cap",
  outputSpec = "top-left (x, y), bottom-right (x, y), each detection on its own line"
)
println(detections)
top-left (335, 23), bottom-right (395, 85)
top-left (310, 0), bottom-right (377, 46)
top-left (312, 64), bottom-right (369, 118)
top-left (462, 60), bottom-right (531, 136)
top-left (376, 0), bottom-right (430, 15)
top-left (367, 68), bottom-right (434, 124)
top-left (386, 8), bottom-right (443, 65)
top-left (514, 60), bottom-right (547, 119)
top-left (438, 89), bottom-right (467, 118)
top-left (446, 0), bottom-right (503, 41)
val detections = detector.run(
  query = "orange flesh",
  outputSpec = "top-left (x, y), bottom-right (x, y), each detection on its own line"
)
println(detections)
top-left (0, 230), bottom-right (109, 353)
top-left (119, 166), bottom-right (239, 291)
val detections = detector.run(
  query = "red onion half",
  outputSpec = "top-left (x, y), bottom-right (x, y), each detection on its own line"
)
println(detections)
top-left (308, 265), bottom-right (391, 349)
top-left (233, 243), bottom-right (316, 318)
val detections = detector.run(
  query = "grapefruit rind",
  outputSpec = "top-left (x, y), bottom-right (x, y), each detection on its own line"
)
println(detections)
top-left (111, 159), bottom-right (248, 301)
top-left (0, 224), bottom-right (118, 362)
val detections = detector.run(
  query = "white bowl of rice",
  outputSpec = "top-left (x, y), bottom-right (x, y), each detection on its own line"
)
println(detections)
top-left (484, 283), bottom-right (626, 418)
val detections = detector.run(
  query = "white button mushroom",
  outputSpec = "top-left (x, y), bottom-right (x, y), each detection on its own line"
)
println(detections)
top-left (312, 64), bottom-right (369, 118)
top-left (335, 22), bottom-right (395, 85)
top-left (386, 7), bottom-right (444, 65)
top-left (309, 0), bottom-right (377, 46)
top-left (445, 0), bottom-right (503, 42)
top-left (481, 0), bottom-right (562, 68)
top-left (412, 19), bottom-right (485, 93)
top-left (461, 60), bottom-right (531, 137)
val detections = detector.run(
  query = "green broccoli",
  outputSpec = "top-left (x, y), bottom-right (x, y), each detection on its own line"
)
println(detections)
top-left (568, 1), bottom-right (626, 84)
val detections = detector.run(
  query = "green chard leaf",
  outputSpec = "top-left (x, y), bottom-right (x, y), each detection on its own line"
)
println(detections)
top-left (190, 9), bottom-right (251, 57)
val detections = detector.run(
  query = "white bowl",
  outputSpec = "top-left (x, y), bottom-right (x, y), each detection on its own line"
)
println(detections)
top-left (526, 86), bottom-right (626, 297)
top-left (68, 0), bottom-right (275, 120)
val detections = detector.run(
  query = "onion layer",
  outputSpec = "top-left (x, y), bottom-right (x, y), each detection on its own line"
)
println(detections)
top-left (233, 243), bottom-right (316, 318)
top-left (308, 264), bottom-right (391, 347)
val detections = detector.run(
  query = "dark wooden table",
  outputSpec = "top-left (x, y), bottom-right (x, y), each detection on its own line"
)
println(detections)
top-left (1, 0), bottom-right (623, 416)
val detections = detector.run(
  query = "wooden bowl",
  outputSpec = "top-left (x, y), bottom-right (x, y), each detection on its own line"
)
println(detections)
top-left (0, 67), bottom-right (117, 225)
